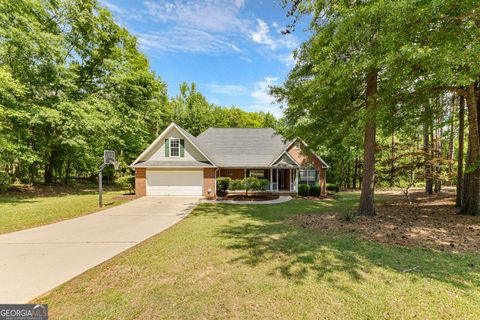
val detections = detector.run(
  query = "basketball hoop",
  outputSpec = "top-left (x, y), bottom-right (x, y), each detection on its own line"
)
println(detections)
top-left (113, 161), bottom-right (120, 170)
top-left (104, 150), bottom-right (115, 165)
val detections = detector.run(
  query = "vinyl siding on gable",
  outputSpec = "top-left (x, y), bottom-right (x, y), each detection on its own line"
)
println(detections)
top-left (141, 127), bottom-right (208, 163)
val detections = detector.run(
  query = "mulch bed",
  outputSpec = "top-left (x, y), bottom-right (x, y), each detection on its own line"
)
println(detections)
top-left (289, 189), bottom-right (480, 253)
top-left (219, 194), bottom-right (280, 201)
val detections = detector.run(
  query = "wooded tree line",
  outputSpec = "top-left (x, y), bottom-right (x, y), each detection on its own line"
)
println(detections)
top-left (0, 0), bottom-right (277, 186)
top-left (274, 0), bottom-right (480, 215)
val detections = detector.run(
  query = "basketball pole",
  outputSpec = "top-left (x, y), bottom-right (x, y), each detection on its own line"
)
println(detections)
top-left (99, 150), bottom-right (117, 208)
top-left (98, 163), bottom-right (107, 208)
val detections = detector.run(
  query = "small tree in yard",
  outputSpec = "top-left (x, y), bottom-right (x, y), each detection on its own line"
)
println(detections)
top-left (392, 148), bottom-right (425, 204)
top-left (244, 177), bottom-right (259, 196)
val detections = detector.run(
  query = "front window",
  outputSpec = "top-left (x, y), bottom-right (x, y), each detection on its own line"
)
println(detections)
top-left (249, 170), bottom-right (265, 178)
top-left (170, 138), bottom-right (180, 157)
top-left (299, 169), bottom-right (316, 186)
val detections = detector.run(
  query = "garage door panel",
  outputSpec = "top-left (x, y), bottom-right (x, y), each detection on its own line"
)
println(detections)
top-left (146, 170), bottom-right (203, 196)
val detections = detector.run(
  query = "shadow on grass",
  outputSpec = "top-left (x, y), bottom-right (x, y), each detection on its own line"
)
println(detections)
top-left (193, 193), bottom-right (480, 290)
top-left (0, 183), bottom-right (122, 205)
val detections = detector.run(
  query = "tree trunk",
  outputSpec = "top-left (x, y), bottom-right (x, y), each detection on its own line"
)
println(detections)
top-left (389, 130), bottom-right (395, 188)
top-left (423, 107), bottom-right (433, 194)
top-left (353, 156), bottom-right (358, 189)
top-left (460, 83), bottom-right (480, 215)
top-left (347, 158), bottom-right (351, 189)
top-left (44, 154), bottom-right (55, 185)
top-left (359, 70), bottom-right (377, 216)
top-left (448, 96), bottom-right (456, 179)
top-left (456, 95), bottom-right (465, 207)
top-left (64, 158), bottom-right (71, 185)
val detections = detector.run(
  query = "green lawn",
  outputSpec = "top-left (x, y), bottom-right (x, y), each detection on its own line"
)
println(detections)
top-left (0, 187), bottom-right (127, 234)
top-left (38, 193), bottom-right (480, 319)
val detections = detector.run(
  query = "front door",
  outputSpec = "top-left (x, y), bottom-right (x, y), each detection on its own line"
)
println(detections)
top-left (279, 170), bottom-right (285, 189)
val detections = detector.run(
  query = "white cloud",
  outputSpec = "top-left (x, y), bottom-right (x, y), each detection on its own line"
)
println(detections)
top-left (101, 0), bottom-right (127, 14)
top-left (277, 52), bottom-right (295, 67)
top-left (204, 76), bottom-right (283, 117)
top-left (143, 0), bottom-right (246, 32)
top-left (138, 28), bottom-right (241, 54)
top-left (205, 84), bottom-right (248, 95)
top-left (251, 76), bottom-right (278, 105)
top-left (248, 18), bottom-right (297, 51)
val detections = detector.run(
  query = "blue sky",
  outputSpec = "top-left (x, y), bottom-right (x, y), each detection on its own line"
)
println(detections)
top-left (101, 0), bottom-right (309, 117)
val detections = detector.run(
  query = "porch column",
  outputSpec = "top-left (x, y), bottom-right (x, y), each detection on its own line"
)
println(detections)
top-left (290, 168), bottom-right (292, 191)
top-left (295, 168), bottom-right (299, 192)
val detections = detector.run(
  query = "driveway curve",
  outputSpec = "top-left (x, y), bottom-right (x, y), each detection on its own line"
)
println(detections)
top-left (0, 196), bottom-right (199, 303)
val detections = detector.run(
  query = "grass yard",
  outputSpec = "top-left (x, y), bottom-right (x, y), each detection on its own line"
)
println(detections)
top-left (0, 185), bottom-right (128, 234)
top-left (37, 193), bottom-right (480, 319)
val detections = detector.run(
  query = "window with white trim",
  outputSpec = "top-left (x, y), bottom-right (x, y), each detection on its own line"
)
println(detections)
top-left (299, 169), bottom-right (316, 186)
top-left (170, 138), bottom-right (180, 157)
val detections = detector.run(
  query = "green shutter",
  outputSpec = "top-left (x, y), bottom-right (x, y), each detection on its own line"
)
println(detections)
top-left (180, 139), bottom-right (185, 157)
top-left (165, 139), bottom-right (169, 157)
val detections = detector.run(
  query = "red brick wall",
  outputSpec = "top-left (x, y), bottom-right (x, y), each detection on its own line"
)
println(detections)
top-left (219, 168), bottom-right (245, 180)
top-left (135, 168), bottom-right (146, 197)
top-left (203, 168), bottom-right (216, 199)
top-left (288, 143), bottom-right (327, 195)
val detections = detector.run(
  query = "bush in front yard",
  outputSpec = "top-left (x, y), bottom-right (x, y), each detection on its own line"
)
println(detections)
top-left (244, 177), bottom-right (270, 195)
top-left (326, 183), bottom-right (340, 193)
top-left (298, 184), bottom-right (310, 196)
top-left (0, 171), bottom-right (11, 191)
top-left (229, 179), bottom-right (245, 191)
top-left (309, 185), bottom-right (321, 196)
top-left (258, 178), bottom-right (270, 191)
top-left (117, 175), bottom-right (135, 194)
top-left (216, 177), bottom-right (230, 196)
top-left (228, 177), bottom-right (270, 196)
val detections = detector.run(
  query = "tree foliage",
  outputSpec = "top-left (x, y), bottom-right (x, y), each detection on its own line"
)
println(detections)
top-left (0, 0), bottom-right (278, 186)
top-left (275, 0), bottom-right (480, 214)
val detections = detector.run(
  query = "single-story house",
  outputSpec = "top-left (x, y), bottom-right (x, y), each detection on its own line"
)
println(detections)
top-left (130, 123), bottom-right (329, 199)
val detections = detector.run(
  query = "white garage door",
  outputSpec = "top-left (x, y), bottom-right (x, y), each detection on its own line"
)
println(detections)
top-left (146, 170), bottom-right (203, 196)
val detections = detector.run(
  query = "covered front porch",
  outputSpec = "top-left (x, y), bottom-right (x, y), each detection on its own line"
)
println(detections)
top-left (218, 167), bottom-right (299, 193)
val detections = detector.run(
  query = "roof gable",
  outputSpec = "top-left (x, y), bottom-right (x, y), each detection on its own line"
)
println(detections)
top-left (131, 123), bottom-right (217, 167)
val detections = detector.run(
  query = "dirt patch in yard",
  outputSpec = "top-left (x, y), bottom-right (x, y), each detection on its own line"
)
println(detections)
top-left (289, 189), bottom-right (480, 253)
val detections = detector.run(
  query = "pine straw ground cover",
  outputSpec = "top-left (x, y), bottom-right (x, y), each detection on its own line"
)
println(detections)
top-left (37, 192), bottom-right (480, 319)
top-left (290, 188), bottom-right (480, 253)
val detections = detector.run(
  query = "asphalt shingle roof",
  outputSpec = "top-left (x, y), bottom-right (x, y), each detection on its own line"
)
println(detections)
top-left (196, 128), bottom-right (291, 167)
top-left (132, 160), bottom-right (214, 168)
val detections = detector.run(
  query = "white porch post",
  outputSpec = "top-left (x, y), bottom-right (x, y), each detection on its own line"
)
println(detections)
top-left (290, 168), bottom-right (292, 191)
top-left (295, 168), bottom-right (299, 192)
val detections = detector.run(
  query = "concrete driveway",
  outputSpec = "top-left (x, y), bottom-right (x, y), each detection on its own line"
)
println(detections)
top-left (0, 196), bottom-right (199, 303)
